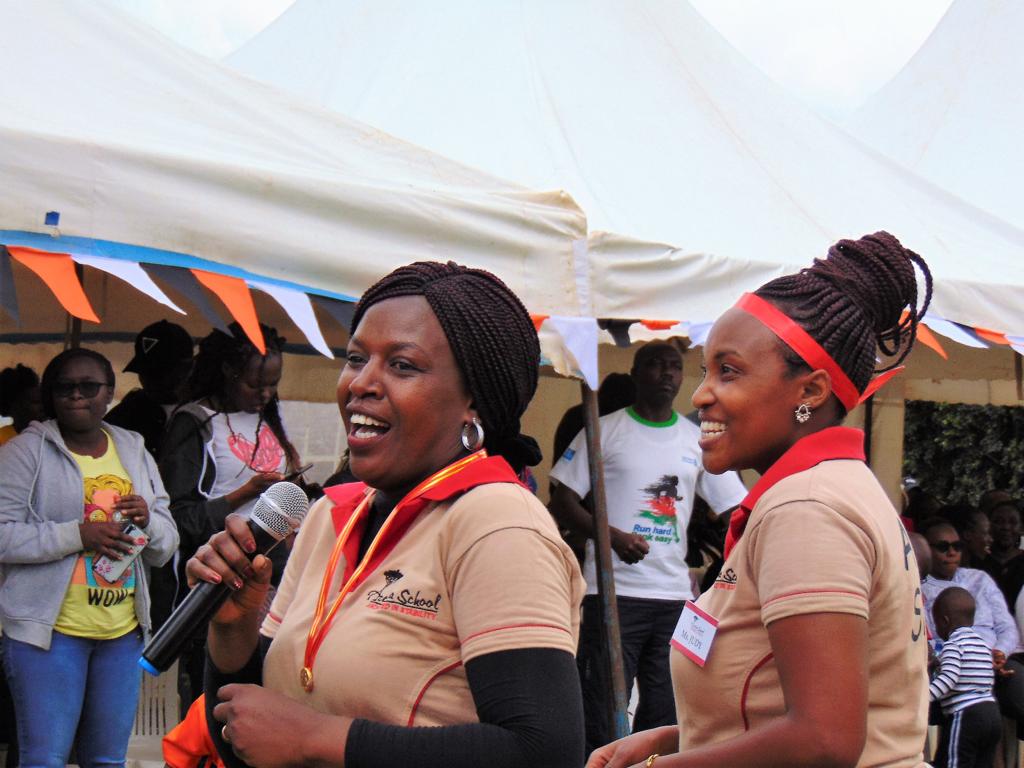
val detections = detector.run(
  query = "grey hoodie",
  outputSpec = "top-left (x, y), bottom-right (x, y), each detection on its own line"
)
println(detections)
top-left (0, 419), bottom-right (179, 649)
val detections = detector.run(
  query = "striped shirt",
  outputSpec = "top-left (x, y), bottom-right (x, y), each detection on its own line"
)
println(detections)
top-left (929, 626), bottom-right (996, 714)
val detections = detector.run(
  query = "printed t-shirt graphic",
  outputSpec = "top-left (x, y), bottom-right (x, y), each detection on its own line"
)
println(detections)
top-left (203, 408), bottom-right (286, 517)
top-left (550, 407), bottom-right (746, 601)
top-left (54, 433), bottom-right (138, 638)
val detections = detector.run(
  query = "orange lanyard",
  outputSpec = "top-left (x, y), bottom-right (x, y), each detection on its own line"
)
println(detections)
top-left (299, 451), bottom-right (487, 692)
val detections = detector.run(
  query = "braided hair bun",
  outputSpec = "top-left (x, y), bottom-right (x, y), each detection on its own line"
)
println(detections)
top-left (755, 231), bottom-right (933, 399)
top-left (352, 261), bottom-right (542, 471)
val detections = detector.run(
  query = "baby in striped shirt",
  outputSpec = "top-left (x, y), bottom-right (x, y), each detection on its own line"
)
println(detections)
top-left (930, 586), bottom-right (1002, 768)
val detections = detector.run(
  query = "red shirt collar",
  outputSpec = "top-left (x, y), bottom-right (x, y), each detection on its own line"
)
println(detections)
top-left (739, 426), bottom-right (866, 512)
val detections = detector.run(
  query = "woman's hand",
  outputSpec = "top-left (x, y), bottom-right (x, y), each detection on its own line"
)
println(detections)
top-left (113, 494), bottom-right (149, 528)
top-left (79, 521), bottom-right (134, 558)
top-left (233, 472), bottom-right (285, 506)
top-left (213, 684), bottom-right (350, 768)
top-left (586, 727), bottom-right (678, 768)
top-left (185, 513), bottom-right (272, 626)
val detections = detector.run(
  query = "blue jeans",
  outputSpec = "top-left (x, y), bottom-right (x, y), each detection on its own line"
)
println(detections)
top-left (3, 629), bottom-right (143, 768)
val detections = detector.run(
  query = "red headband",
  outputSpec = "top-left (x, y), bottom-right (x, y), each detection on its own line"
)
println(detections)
top-left (735, 293), bottom-right (902, 411)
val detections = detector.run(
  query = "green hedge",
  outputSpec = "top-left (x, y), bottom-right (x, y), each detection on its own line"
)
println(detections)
top-left (903, 401), bottom-right (1024, 505)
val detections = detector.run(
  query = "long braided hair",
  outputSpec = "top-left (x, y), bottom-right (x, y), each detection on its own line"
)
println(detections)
top-left (180, 323), bottom-right (298, 470)
top-left (351, 261), bottom-right (542, 472)
top-left (755, 231), bottom-right (933, 414)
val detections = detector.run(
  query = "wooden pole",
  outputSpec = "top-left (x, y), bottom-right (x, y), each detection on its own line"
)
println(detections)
top-left (580, 381), bottom-right (630, 739)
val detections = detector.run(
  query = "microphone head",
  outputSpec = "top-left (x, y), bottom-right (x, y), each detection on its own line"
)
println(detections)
top-left (251, 481), bottom-right (310, 540)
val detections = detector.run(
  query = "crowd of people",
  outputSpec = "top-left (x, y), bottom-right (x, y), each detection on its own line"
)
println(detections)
top-left (0, 232), bottom-right (1020, 768)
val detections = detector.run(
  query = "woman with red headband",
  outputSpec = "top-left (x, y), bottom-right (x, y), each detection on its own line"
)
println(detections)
top-left (588, 232), bottom-right (933, 768)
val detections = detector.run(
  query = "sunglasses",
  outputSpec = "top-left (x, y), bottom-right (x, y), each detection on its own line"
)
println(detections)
top-left (932, 540), bottom-right (963, 554)
top-left (53, 381), bottom-right (110, 399)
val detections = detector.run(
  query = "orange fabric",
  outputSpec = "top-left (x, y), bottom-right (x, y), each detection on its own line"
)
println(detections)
top-left (640, 319), bottom-right (678, 330)
top-left (915, 323), bottom-right (948, 359)
top-left (162, 694), bottom-right (225, 768)
top-left (530, 313), bottom-right (549, 332)
top-left (7, 246), bottom-right (99, 322)
top-left (191, 269), bottom-right (265, 353)
top-left (974, 327), bottom-right (1011, 346)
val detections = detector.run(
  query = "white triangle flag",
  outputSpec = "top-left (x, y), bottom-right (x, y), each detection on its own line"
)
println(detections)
top-left (249, 280), bottom-right (334, 359)
top-left (70, 255), bottom-right (185, 314)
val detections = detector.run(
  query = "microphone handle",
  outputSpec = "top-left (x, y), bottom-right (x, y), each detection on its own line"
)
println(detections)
top-left (139, 522), bottom-right (281, 676)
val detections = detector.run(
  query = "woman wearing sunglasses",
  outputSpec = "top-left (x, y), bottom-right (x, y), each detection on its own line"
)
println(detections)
top-left (0, 348), bottom-right (179, 768)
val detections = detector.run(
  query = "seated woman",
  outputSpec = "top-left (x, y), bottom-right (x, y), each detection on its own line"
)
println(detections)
top-left (188, 262), bottom-right (585, 768)
top-left (588, 232), bottom-right (932, 768)
top-left (0, 348), bottom-right (178, 768)
top-left (160, 322), bottom-right (303, 717)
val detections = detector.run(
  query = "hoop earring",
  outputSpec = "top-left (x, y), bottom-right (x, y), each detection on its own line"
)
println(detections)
top-left (461, 417), bottom-right (485, 451)
top-left (794, 403), bottom-right (813, 424)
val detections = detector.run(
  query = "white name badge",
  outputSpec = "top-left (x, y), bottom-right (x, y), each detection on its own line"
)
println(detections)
top-left (671, 600), bottom-right (719, 667)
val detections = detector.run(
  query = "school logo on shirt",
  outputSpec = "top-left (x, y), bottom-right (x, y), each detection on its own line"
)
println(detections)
top-left (365, 569), bottom-right (443, 621)
top-left (712, 567), bottom-right (738, 591)
top-left (630, 475), bottom-right (682, 544)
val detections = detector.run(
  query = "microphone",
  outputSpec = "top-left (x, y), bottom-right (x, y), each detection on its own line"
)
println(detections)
top-left (139, 481), bottom-right (310, 676)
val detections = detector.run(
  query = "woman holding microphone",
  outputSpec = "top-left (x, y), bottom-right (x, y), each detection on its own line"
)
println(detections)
top-left (188, 262), bottom-right (585, 768)
top-left (589, 232), bottom-right (933, 768)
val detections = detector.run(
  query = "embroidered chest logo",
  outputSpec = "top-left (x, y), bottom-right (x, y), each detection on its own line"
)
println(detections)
top-left (712, 567), bottom-right (738, 591)
top-left (365, 569), bottom-right (443, 620)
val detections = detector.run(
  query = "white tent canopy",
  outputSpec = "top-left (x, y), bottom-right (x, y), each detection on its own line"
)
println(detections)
top-left (846, 0), bottom-right (1022, 230)
top-left (230, 0), bottom-right (1024, 340)
top-left (0, 0), bottom-right (588, 350)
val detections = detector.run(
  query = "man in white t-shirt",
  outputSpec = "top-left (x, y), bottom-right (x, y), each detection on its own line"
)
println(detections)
top-left (549, 342), bottom-right (746, 755)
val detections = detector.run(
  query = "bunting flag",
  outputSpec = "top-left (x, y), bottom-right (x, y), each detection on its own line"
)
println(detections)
top-left (190, 269), bottom-right (264, 353)
top-left (547, 316), bottom-right (599, 389)
top-left (530, 314), bottom-right (549, 333)
top-left (7, 246), bottom-right (99, 322)
top-left (72, 254), bottom-right (185, 314)
top-left (641, 319), bottom-right (679, 331)
top-left (922, 314), bottom-right (989, 349)
top-left (914, 322), bottom-right (948, 360)
top-left (311, 294), bottom-right (356, 335)
top-left (0, 247), bottom-right (19, 325)
top-left (250, 280), bottom-right (333, 358)
top-left (686, 321), bottom-right (714, 347)
top-left (973, 327), bottom-right (1011, 346)
top-left (143, 264), bottom-right (228, 332)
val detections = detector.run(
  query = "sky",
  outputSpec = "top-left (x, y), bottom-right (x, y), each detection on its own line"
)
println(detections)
top-left (108, 0), bottom-right (954, 118)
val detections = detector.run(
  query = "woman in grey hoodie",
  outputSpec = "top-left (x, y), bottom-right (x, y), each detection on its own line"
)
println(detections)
top-left (0, 348), bottom-right (178, 768)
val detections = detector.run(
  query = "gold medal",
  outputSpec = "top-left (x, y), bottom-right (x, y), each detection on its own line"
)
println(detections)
top-left (300, 666), bottom-right (314, 692)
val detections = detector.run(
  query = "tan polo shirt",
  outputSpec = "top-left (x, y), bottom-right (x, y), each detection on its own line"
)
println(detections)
top-left (671, 455), bottom-right (928, 767)
top-left (261, 482), bottom-right (584, 726)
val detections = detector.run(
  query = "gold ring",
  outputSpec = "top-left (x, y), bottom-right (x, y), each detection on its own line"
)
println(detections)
top-left (221, 724), bottom-right (230, 743)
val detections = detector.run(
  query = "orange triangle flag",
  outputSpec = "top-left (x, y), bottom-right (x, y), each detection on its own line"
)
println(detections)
top-left (190, 269), bottom-right (265, 353)
top-left (641, 319), bottom-right (679, 331)
top-left (7, 246), bottom-right (99, 322)
top-left (530, 313), bottom-right (549, 332)
top-left (915, 323), bottom-right (948, 360)
top-left (973, 327), bottom-right (1011, 346)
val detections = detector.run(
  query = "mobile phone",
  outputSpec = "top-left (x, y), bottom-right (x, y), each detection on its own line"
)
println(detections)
top-left (92, 522), bottom-right (149, 583)
top-left (285, 463), bottom-right (314, 481)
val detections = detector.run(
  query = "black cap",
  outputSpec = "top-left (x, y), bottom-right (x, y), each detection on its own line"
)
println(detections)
top-left (124, 320), bottom-right (194, 374)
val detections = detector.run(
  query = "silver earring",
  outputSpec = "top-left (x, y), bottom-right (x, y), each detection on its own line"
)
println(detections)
top-left (795, 403), bottom-right (812, 424)
top-left (461, 417), bottom-right (485, 451)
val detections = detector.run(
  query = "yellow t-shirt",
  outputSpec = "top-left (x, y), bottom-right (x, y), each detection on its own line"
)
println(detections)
top-left (0, 424), bottom-right (17, 446)
top-left (54, 431), bottom-right (138, 639)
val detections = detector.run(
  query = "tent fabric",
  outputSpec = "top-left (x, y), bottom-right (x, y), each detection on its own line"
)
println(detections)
top-left (0, 0), bottom-right (589, 344)
top-left (230, 0), bottom-right (1024, 339)
top-left (846, 0), bottom-right (1022, 229)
